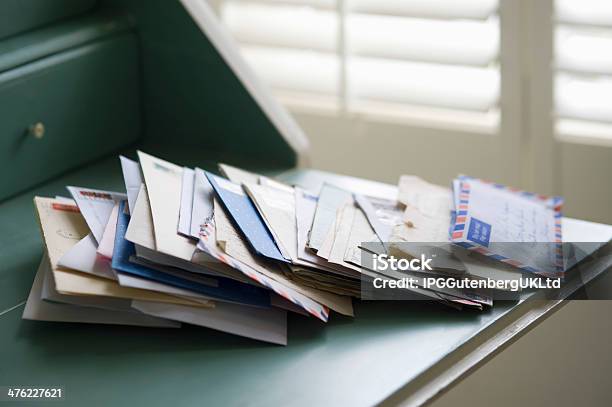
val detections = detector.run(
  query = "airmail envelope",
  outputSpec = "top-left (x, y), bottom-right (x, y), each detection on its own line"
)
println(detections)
top-left (67, 186), bottom-right (126, 243)
top-left (451, 176), bottom-right (563, 275)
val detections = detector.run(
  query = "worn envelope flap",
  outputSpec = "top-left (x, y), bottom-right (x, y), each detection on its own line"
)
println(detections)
top-left (137, 151), bottom-right (196, 261)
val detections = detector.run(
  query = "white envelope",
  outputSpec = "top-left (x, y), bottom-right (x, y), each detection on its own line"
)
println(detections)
top-left (243, 182), bottom-right (295, 261)
top-left (178, 167), bottom-right (195, 237)
top-left (23, 256), bottom-right (180, 328)
top-left (354, 194), bottom-right (403, 247)
top-left (96, 202), bottom-right (119, 259)
top-left (67, 186), bottom-right (127, 243)
top-left (58, 233), bottom-right (117, 280)
top-left (120, 155), bottom-right (143, 215)
top-left (190, 168), bottom-right (214, 239)
top-left (125, 184), bottom-right (156, 250)
top-left (132, 299), bottom-right (287, 345)
top-left (308, 183), bottom-right (353, 251)
top-left (137, 151), bottom-right (196, 261)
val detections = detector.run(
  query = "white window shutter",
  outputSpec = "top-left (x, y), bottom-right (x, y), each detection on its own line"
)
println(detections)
top-left (554, 0), bottom-right (612, 139)
top-left (220, 0), bottom-right (501, 119)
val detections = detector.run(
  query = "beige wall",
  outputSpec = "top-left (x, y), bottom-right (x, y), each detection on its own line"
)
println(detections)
top-left (431, 301), bottom-right (612, 407)
top-left (560, 142), bottom-right (612, 224)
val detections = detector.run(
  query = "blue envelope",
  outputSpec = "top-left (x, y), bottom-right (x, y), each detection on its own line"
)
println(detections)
top-left (112, 201), bottom-right (270, 307)
top-left (205, 172), bottom-right (287, 263)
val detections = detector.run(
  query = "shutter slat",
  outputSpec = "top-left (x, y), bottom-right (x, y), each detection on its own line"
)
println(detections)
top-left (348, 14), bottom-right (498, 66)
top-left (349, 58), bottom-right (499, 111)
top-left (222, 3), bottom-right (337, 52)
top-left (556, 0), bottom-right (612, 27)
top-left (351, 0), bottom-right (498, 20)
top-left (240, 46), bottom-right (340, 94)
top-left (556, 26), bottom-right (612, 75)
top-left (556, 74), bottom-right (612, 123)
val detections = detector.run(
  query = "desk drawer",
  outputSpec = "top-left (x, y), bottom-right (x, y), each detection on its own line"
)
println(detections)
top-left (0, 0), bottom-right (97, 40)
top-left (0, 33), bottom-right (140, 201)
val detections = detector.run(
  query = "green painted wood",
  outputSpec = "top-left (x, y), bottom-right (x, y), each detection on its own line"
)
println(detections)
top-left (0, 0), bottom-right (97, 41)
top-left (0, 10), bottom-right (134, 74)
top-left (0, 33), bottom-right (140, 201)
top-left (0, 296), bottom-right (518, 407)
top-left (102, 0), bottom-right (297, 169)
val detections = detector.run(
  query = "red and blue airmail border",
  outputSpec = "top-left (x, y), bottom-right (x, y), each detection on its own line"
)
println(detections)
top-left (450, 175), bottom-right (564, 278)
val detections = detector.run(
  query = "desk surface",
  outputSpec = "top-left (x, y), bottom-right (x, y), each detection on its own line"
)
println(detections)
top-left (1, 153), bottom-right (610, 407)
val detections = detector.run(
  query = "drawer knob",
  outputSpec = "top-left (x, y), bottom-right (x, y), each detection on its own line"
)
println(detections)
top-left (29, 122), bottom-right (45, 139)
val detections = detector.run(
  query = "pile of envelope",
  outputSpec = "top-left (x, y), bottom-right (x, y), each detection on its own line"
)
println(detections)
top-left (24, 151), bottom-right (565, 345)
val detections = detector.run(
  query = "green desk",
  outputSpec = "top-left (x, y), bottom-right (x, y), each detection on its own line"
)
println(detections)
top-left (1, 1), bottom-right (610, 405)
top-left (1, 150), bottom-right (610, 407)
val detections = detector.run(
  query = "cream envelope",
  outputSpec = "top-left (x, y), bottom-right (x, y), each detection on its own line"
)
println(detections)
top-left (327, 204), bottom-right (358, 268)
top-left (23, 256), bottom-right (180, 328)
top-left (243, 182), bottom-right (296, 261)
top-left (125, 184), bottom-right (156, 250)
top-left (42, 254), bottom-right (135, 312)
top-left (33, 197), bottom-right (212, 308)
top-left (33, 197), bottom-right (90, 268)
top-left (317, 206), bottom-right (341, 261)
top-left (308, 184), bottom-right (353, 252)
top-left (390, 177), bottom-right (457, 258)
top-left (67, 186), bottom-right (126, 243)
top-left (116, 273), bottom-right (216, 306)
top-left (218, 162), bottom-right (261, 185)
top-left (132, 299), bottom-right (287, 345)
top-left (137, 151), bottom-right (196, 261)
top-left (294, 188), bottom-right (359, 278)
top-left (214, 199), bottom-right (354, 317)
top-left (120, 155), bottom-right (143, 215)
top-left (344, 208), bottom-right (381, 269)
top-left (53, 268), bottom-right (213, 307)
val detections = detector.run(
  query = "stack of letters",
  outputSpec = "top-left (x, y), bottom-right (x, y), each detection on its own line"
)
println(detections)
top-left (24, 152), bottom-right (568, 344)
